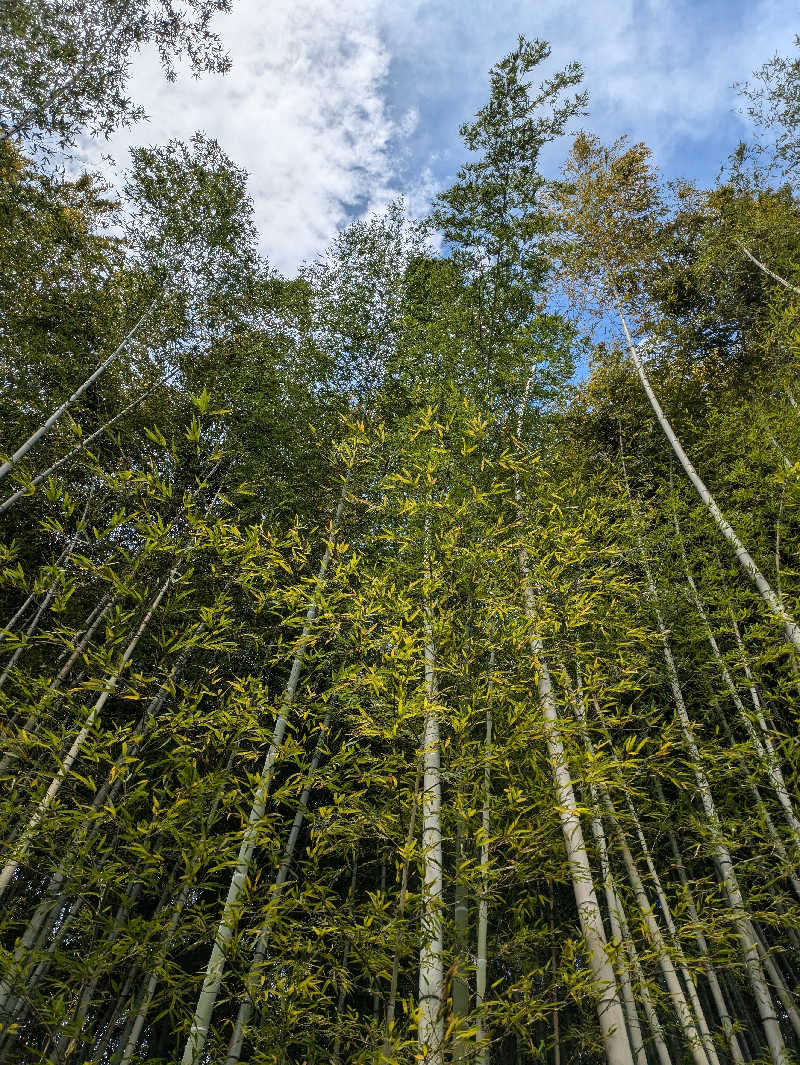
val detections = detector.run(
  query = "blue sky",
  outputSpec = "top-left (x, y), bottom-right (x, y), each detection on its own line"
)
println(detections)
top-left (80, 0), bottom-right (797, 275)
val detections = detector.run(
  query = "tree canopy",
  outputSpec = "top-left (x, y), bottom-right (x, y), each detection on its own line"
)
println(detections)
top-left (1, 19), bottom-right (800, 1065)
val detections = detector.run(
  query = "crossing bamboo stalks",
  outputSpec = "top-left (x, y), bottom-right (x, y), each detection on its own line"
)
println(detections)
top-left (0, 472), bottom-right (222, 899)
top-left (686, 571), bottom-right (800, 841)
top-left (566, 668), bottom-right (659, 1065)
top-left (0, 591), bottom-right (115, 773)
top-left (0, 374), bottom-right (174, 516)
top-left (515, 527), bottom-right (633, 1063)
top-left (622, 459), bottom-right (789, 1065)
top-left (653, 780), bottom-right (748, 1065)
top-left (515, 378), bottom-right (633, 1065)
top-left (0, 649), bottom-right (191, 1033)
top-left (0, 570), bottom-right (77, 691)
top-left (0, 838), bottom-right (146, 1060)
top-left (600, 795), bottom-right (711, 1065)
top-left (608, 870), bottom-right (674, 1065)
top-left (672, 509), bottom-right (800, 844)
top-left (224, 709), bottom-right (332, 1064)
top-left (728, 609), bottom-right (797, 805)
top-left (88, 959), bottom-right (142, 1064)
top-left (0, 300), bottom-right (157, 482)
top-left (51, 878), bottom-right (144, 1063)
top-left (0, 704), bottom-right (155, 1025)
top-left (622, 793), bottom-right (722, 1065)
top-left (713, 699), bottom-right (800, 901)
top-left (2, 466), bottom-right (221, 768)
top-left (0, 569), bottom-right (175, 898)
top-left (117, 748), bottom-right (239, 1064)
top-left (180, 478), bottom-right (348, 1065)
top-left (517, 556), bottom-right (633, 1062)
top-left (773, 489), bottom-right (800, 697)
top-left (1, 530), bottom-right (86, 639)
top-left (0, 490), bottom-right (92, 669)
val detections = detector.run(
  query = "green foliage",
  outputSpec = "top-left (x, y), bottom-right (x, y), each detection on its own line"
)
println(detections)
top-left (736, 34), bottom-right (800, 185)
top-left (0, 0), bottom-right (231, 150)
top-left (1, 24), bottom-right (800, 1065)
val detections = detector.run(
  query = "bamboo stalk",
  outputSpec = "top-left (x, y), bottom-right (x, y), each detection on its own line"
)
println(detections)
top-left (418, 556), bottom-right (444, 1065)
top-left (615, 297), bottom-right (800, 655)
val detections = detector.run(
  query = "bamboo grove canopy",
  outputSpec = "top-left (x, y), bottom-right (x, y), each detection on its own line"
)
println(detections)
top-left (1, 12), bottom-right (800, 1065)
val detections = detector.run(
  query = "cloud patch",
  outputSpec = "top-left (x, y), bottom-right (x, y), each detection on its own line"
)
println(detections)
top-left (79, 0), bottom-right (407, 274)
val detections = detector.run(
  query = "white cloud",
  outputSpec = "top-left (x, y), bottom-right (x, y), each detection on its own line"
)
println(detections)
top-left (79, 0), bottom-right (408, 275)
top-left (399, 107), bottom-right (420, 137)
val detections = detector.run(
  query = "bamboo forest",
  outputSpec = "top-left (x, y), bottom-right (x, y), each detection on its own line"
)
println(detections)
top-left (3, 5), bottom-right (800, 1064)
